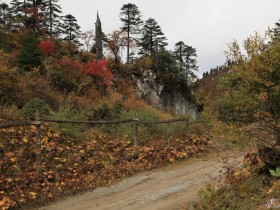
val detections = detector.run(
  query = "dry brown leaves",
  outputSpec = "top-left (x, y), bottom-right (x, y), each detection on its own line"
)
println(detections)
top-left (0, 126), bottom-right (209, 209)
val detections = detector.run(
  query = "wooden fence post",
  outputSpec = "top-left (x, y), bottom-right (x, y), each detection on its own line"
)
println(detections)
top-left (35, 110), bottom-right (42, 174)
top-left (166, 123), bottom-right (170, 144)
top-left (134, 113), bottom-right (139, 157)
top-left (185, 116), bottom-right (189, 136)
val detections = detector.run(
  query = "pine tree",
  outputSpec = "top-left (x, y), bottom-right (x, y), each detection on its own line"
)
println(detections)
top-left (0, 3), bottom-right (9, 28)
top-left (61, 14), bottom-right (81, 45)
top-left (272, 19), bottom-right (280, 38)
top-left (173, 41), bottom-right (185, 72)
top-left (184, 45), bottom-right (198, 81)
top-left (17, 30), bottom-right (42, 71)
top-left (173, 41), bottom-right (198, 82)
top-left (139, 18), bottom-right (167, 56)
top-left (25, 0), bottom-right (43, 32)
top-left (7, 0), bottom-right (26, 30)
top-left (120, 3), bottom-right (142, 63)
top-left (40, 0), bottom-right (62, 36)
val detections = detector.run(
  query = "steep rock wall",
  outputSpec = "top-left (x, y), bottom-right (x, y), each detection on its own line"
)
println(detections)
top-left (134, 70), bottom-right (198, 119)
top-left (160, 90), bottom-right (198, 119)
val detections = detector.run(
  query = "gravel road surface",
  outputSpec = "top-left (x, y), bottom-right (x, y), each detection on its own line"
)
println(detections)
top-left (39, 150), bottom-right (243, 210)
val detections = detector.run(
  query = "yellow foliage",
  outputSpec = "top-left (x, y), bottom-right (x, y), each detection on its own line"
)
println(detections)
top-left (135, 56), bottom-right (154, 69)
top-left (0, 196), bottom-right (16, 209)
top-left (124, 97), bottom-right (148, 110)
top-left (22, 137), bottom-right (28, 143)
top-left (0, 50), bottom-right (11, 67)
top-left (29, 192), bottom-right (36, 199)
top-left (273, 180), bottom-right (280, 190)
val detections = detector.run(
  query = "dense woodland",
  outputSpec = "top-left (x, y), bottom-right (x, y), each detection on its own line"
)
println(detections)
top-left (0, 0), bottom-right (280, 209)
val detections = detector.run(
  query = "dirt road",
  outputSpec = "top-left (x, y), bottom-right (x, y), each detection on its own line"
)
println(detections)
top-left (39, 151), bottom-right (243, 210)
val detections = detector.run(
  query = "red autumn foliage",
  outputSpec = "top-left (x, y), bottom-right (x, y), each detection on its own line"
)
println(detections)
top-left (84, 60), bottom-right (113, 86)
top-left (38, 39), bottom-right (55, 56)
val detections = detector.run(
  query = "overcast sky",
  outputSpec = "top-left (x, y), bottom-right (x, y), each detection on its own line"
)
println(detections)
top-left (3, 0), bottom-right (280, 77)
top-left (57, 0), bottom-right (279, 77)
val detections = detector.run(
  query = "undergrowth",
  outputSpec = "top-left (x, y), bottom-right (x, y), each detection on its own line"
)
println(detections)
top-left (0, 125), bottom-right (210, 209)
top-left (193, 174), bottom-right (279, 210)
top-left (190, 152), bottom-right (280, 210)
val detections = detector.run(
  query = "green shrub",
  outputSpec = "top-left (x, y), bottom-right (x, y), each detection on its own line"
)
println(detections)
top-left (49, 106), bottom-right (86, 140)
top-left (17, 30), bottom-right (42, 72)
top-left (113, 108), bottom-right (161, 139)
top-left (21, 98), bottom-right (50, 119)
top-left (85, 100), bottom-right (124, 121)
top-left (105, 107), bottom-right (187, 144)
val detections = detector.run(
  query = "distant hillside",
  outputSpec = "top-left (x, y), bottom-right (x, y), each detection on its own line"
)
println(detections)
top-left (196, 66), bottom-right (229, 111)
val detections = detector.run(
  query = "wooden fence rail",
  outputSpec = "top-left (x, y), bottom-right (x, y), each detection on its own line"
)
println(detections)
top-left (0, 121), bottom-right (33, 129)
top-left (141, 118), bottom-right (187, 125)
top-left (40, 118), bottom-right (137, 125)
top-left (0, 113), bottom-right (202, 173)
top-left (0, 118), bottom-right (201, 129)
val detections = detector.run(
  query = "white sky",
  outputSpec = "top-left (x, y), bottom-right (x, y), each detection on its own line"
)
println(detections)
top-left (3, 0), bottom-right (280, 77)
top-left (58, 0), bottom-right (280, 77)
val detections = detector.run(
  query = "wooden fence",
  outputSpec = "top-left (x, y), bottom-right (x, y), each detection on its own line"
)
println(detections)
top-left (0, 112), bottom-right (202, 173)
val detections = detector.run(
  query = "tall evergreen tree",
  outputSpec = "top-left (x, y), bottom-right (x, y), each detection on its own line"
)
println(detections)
top-left (25, 0), bottom-right (42, 32)
top-left (8, 0), bottom-right (44, 31)
top-left (120, 3), bottom-right (142, 63)
top-left (17, 30), bottom-right (42, 71)
top-left (0, 3), bottom-right (9, 28)
top-left (61, 14), bottom-right (81, 45)
top-left (139, 18), bottom-right (167, 56)
top-left (184, 45), bottom-right (198, 81)
top-left (7, 0), bottom-right (26, 30)
top-left (173, 41), bottom-right (185, 72)
top-left (272, 19), bottom-right (280, 38)
top-left (40, 0), bottom-right (62, 36)
top-left (173, 41), bottom-right (198, 81)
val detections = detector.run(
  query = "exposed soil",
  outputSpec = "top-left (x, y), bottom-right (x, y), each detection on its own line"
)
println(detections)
top-left (37, 150), bottom-right (243, 210)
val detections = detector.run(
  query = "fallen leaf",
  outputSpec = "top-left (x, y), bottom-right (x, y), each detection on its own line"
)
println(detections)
top-left (23, 137), bottom-right (28, 143)
top-left (0, 200), bottom-right (5, 207)
top-left (29, 192), bottom-right (36, 199)
top-left (47, 192), bottom-right (53, 199)
top-left (5, 178), bottom-right (13, 183)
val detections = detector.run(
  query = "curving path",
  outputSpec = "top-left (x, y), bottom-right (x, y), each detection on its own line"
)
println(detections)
top-left (38, 150), bottom-right (243, 210)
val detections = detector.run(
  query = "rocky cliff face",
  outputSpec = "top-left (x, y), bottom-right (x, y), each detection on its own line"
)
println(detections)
top-left (134, 70), bottom-right (164, 109)
top-left (134, 70), bottom-right (198, 119)
top-left (160, 90), bottom-right (198, 119)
